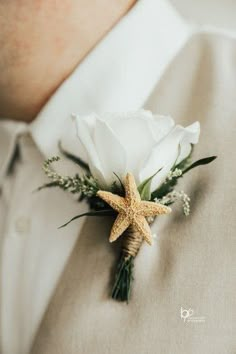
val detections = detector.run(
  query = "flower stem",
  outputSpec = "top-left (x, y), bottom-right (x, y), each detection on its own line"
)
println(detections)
top-left (111, 225), bottom-right (144, 302)
top-left (111, 254), bottom-right (134, 302)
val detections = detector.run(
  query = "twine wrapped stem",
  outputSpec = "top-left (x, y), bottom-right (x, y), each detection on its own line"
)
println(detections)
top-left (112, 218), bottom-right (153, 302)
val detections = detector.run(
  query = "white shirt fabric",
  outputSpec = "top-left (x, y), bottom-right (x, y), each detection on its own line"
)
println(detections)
top-left (0, 1), bottom-right (235, 353)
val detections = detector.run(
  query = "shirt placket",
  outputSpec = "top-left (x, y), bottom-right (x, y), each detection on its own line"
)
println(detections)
top-left (0, 133), bottom-right (45, 354)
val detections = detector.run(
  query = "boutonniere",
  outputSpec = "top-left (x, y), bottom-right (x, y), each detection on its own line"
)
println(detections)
top-left (39, 110), bottom-right (216, 302)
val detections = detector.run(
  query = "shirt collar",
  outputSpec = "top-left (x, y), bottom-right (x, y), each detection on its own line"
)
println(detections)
top-left (0, 0), bottom-right (192, 181)
top-left (0, 121), bottom-right (28, 184)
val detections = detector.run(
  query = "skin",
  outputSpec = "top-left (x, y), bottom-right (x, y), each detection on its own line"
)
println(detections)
top-left (0, 0), bottom-right (136, 122)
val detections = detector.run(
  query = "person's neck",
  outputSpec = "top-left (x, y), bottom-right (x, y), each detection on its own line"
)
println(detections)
top-left (0, 0), bottom-right (136, 123)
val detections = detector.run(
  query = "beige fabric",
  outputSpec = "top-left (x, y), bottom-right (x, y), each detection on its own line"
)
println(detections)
top-left (31, 32), bottom-right (236, 354)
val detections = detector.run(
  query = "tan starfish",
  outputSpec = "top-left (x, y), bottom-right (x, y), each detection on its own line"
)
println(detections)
top-left (97, 173), bottom-right (171, 245)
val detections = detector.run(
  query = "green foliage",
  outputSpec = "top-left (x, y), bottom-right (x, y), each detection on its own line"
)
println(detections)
top-left (112, 173), bottom-right (125, 195)
top-left (35, 181), bottom-right (61, 192)
top-left (40, 156), bottom-right (99, 198)
top-left (182, 156), bottom-right (217, 174)
top-left (150, 148), bottom-right (193, 200)
top-left (138, 169), bottom-right (162, 200)
top-left (59, 209), bottom-right (116, 228)
top-left (175, 144), bottom-right (194, 171)
top-left (40, 152), bottom-right (217, 231)
top-left (111, 255), bottom-right (134, 302)
top-left (151, 175), bottom-right (178, 200)
top-left (58, 141), bottom-right (90, 172)
top-left (151, 153), bottom-right (217, 200)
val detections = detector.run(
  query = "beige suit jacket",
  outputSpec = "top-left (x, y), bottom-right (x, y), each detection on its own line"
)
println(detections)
top-left (31, 26), bottom-right (236, 354)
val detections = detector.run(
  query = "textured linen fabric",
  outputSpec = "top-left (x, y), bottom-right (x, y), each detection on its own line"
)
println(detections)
top-left (0, 0), bottom-right (235, 353)
top-left (31, 31), bottom-right (236, 354)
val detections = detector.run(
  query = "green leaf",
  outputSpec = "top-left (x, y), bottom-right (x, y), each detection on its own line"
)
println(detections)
top-left (151, 177), bottom-right (179, 200)
top-left (113, 172), bottom-right (125, 195)
top-left (151, 155), bottom-right (217, 200)
top-left (172, 143), bottom-right (182, 169)
top-left (182, 156), bottom-right (217, 174)
top-left (58, 141), bottom-right (90, 172)
top-left (59, 209), bottom-right (116, 228)
top-left (175, 144), bottom-right (194, 171)
top-left (138, 168), bottom-right (162, 200)
top-left (33, 181), bottom-right (59, 192)
top-left (151, 146), bottom-right (193, 200)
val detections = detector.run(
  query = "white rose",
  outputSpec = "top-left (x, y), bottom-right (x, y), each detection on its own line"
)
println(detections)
top-left (74, 110), bottom-right (200, 192)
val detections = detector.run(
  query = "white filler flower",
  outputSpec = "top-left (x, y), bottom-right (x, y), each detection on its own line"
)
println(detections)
top-left (74, 110), bottom-right (200, 191)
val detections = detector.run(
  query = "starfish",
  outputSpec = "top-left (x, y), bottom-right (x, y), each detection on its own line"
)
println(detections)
top-left (97, 173), bottom-right (171, 245)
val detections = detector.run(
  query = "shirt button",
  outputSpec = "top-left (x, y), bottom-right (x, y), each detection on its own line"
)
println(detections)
top-left (14, 217), bottom-right (31, 235)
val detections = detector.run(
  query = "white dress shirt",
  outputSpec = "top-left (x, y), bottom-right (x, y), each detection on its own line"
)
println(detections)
top-left (0, 0), bottom-right (235, 353)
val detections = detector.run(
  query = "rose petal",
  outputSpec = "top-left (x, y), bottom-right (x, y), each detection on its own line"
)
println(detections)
top-left (74, 115), bottom-right (106, 186)
top-left (106, 113), bottom-right (156, 178)
top-left (139, 125), bottom-right (187, 190)
top-left (177, 121), bottom-right (200, 163)
top-left (150, 115), bottom-right (175, 142)
top-left (94, 119), bottom-right (127, 186)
